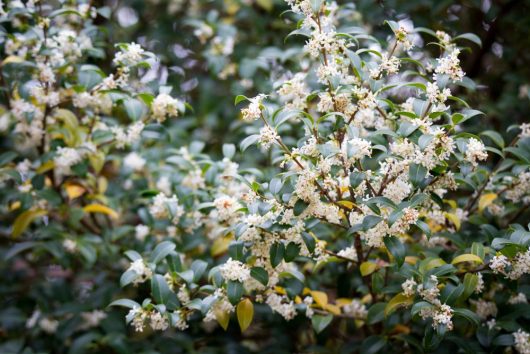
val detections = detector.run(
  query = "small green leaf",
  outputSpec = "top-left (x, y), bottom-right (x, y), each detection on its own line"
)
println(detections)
top-left (311, 314), bottom-right (333, 333)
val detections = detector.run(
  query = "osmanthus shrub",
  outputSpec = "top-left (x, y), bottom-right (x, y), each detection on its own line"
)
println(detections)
top-left (114, 0), bottom-right (530, 352)
top-left (0, 0), bottom-right (186, 351)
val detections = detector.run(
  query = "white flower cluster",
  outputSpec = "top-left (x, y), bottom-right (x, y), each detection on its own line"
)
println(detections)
top-left (241, 94), bottom-right (265, 122)
top-left (149, 193), bottom-right (184, 223)
top-left (489, 250), bottom-right (530, 280)
top-left (127, 259), bottom-right (153, 285)
top-left (152, 93), bottom-right (182, 122)
top-left (219, 258), bottom-right (251, 283)
top-left (514, 329), bottom-right (530, 354)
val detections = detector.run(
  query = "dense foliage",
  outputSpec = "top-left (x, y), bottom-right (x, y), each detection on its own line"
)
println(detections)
top-left (1, 1), bottom-right (529, 353)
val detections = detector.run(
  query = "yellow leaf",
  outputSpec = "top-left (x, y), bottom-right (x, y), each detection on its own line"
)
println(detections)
top-left (236, 298), bottom-right (254, 332)
top-left (405, 256), bottom-right (419, 265)
top-left (2, 55), bottom-right (24, 65)
top-left (479, 193), bottom-right (497, 213)
top-left (310, 290), bottom-right (329, 308)
top-left (337, 200), bottom-right (356, 210)
top-left (360, 261), bottom-right (377, 276)
top-left (444, 212), bottom-right (461, 230)
top-left (214, 307), bottom-right (230, 331)
top-left (12, 209), bottom-right (47, 238)
top-left (211, 233), bottom-right (234, 257)
top-left (424, 258), bottom-right (446, 271)
top-left (9, 201), bottom-right (21, 211)
top-left (36, 160), bottom-right (55, 174)
top-left (444, 199), bottom-right (457, 209)
top-left (256, 0), bottom-right (273, 11)
top-left (391, 324), bottom-right (411, 335)
top-left (65, 182), bottom-right (85, 200)
top-left (82, 203), bottom-right (118, 219)
top-left (324, 303), bottom-right (341, 315)
top-left (385, 293), bottom-right (413, 316)
top-left (97, 177), bottom-right (108, 194)
top-left (335, 298), bottom-right (352, 307)
top-left (451, 253), bottom-right (483, 265)
top-left (274, 286), bottom-right (286, 295)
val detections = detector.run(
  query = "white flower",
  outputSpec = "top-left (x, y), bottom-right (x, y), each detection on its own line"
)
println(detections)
top-left (135, 224), bottom-right (149, 241)
top-left (435, 49), bottom-right (465, 81)
top-left (465, 138), bottom-right (488, 166)
top-left (113, 42), bottom-right (146, 67)
top-left (402, 278), bottom-right (417, 297)
top-left (54, 147), bottom-right (82, 173)
top-left (63, 239), bottom-right (77, 253)
top-left (219, 258), bottom-right (250, 283)
top-left (149, 193), bottom-right (183, 223)
top-left (213, 196), bottom-right (241, 222)
top-left (508, 292), bottom-right (527, 305)
top-left (81, 310), bottom-right (107, 328)
top-left (259, 125), bottom-right (279, 149)
top-left (124, 152), bottom-right (146, 171)
top-left (514, 329), bottom-right (530, 354)
top-left (149, 311), bottom-right (169, 331)
top-left (241, 94), bottom-right (265, 122)
top-left (39, 317), bottom-right (59, 334)
top-left (337, 246), bottom-right (358, 261)
top-left (266, 293), bottom-right (296, 321)
top-left (489, 254), bottom-right (510, 275)
top-left (343, 299), bottom-right (367, 319)
top-left (303, 296), bottom-right (314, 318)
top-left (426, 82), bottom-right (451, 104)
top-left (342, 137), bottom-right (372, 162)
top-left (127, 259), bottom-right (152, 285)
top-left (519, 123), bottom-right (530, 139)
top-left (509, 249), bottom-right (530, 280)
top-left (432, 304), bottom-right (453, 330)
top-left (472, 299), bottom-right (497, 319)
top-left (152, 93), bottom-right (181, 122)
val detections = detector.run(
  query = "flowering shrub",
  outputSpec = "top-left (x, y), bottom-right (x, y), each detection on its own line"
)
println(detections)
top-left (0, 1), bottom-right (187, 351)
top-left (1, 0), bottom-right (530, 353)
top-left (111, 0), bottom-right (530, 352)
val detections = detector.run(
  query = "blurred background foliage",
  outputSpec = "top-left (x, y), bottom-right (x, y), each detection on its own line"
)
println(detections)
top-left (1, 0), bottom-right (529, 353)
top-left (107, 0), bottom-right (529, 152)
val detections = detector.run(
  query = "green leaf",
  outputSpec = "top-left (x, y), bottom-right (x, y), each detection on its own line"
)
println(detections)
top-left (120, 269), bottom-right (139, 287)
top-left (311, 314), bottom-right (333, 333)
top-left (270, 242), bottom-right (285, 268)
top-left (227, 281), bottom-right (244, 305)
top-left (269, 177), bottom-right (284, 194)
top-left (123, 98), bottom-right (147, 121)
top-left (362, 215), bottom-right (382, 231)
top-left (234, 95), bottom-right (249, 105)
top-left (150, 241), bottom-right (176, 264)
top-left (453, 308), bottom-right (480, 326)
top-left (151, 274), bottom-right (171, 304)
top-left (454, 33), bottom-right (482, 47)
top-left (250, 267), bottom-right (269, 286)
top-left (361, 336), bottom-right (386, 354)
top-left (462, 273), bottom-right (478, 300)
top-left (228, 241), bottom-right (245, 261)
top-left (384, 236), bottom-right (406, 267)
top-left (367, 303), bottom-right (386, 325)
top-left (191, 260), bottom-right (208, 282)
top-left (480, 130), bottom-right (505, 148)
top-left (240, 134), bottom-right (260, 152)
top-left (222, 144), bottom-right (236, 159)
top-left (409, 163), bottom-right (427, 188)
top-left (108, 299), bottom-right (141, 309)
top-left (284, 242), bottom-right (300, 262)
